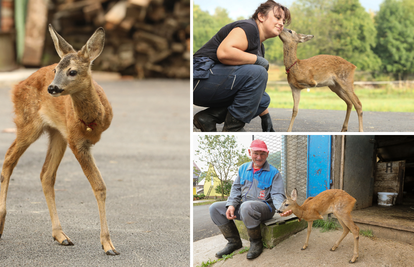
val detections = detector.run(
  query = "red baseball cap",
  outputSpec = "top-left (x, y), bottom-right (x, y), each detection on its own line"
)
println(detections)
top-left (250, 139), bottom-right (268, 152)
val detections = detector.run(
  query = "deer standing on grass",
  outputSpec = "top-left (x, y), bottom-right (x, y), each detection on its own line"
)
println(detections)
top-left (278, 189), bottom-right (359, 263)
top-left (0, 25), bottom-right (119, 255)
top-left (279, 28), bottom-right (363, 132)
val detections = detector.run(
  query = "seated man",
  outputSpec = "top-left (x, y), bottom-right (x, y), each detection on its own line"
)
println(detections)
top-left (209, 139), bottom-right (292, 259)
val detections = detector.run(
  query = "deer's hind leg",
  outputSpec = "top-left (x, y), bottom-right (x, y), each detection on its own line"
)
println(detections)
top-left (329, 84), bottom-right (353, 132)
top-left (330, 216), bottom-right (350, 252)
top-left (341, 215), bottom-right (359, 263)
top-left (0, 123), bottom-right (43, 238)
top-left (40, 128), bottom-right (73, 245)
top-left (333, 212), bottom-right (359, 263)
top-left (335, 81), bottom-right (363, 132)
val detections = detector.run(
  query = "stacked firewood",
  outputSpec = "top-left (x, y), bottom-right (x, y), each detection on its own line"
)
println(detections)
top-left (25, 0), bottom-right (190, 78)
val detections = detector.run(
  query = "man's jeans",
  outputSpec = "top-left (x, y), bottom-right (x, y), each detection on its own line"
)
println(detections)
top-left (209, 201), bottom-right (275, 229)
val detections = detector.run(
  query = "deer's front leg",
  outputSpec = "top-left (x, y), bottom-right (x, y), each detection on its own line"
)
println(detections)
top-left (287, 87), bottom-right (301, 132)
top-left (302, 221), bottom-right (313, 250)
top-left (69, 141), bottom-right (119, 255)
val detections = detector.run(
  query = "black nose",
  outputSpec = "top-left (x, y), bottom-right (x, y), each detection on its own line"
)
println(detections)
top-left (48, 85), bottom-right (64, 95)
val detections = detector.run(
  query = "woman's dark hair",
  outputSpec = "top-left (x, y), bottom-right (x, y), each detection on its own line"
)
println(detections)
top-left (252, 0), bottom-right (291, 26)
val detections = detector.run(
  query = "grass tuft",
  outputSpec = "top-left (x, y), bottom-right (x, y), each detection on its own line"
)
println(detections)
top-left (197, 246), bottom-right (251, 267)
top-left (313, 219), bottom-right (340, 232)
top-left (360, 229), bottom-right (374, 238)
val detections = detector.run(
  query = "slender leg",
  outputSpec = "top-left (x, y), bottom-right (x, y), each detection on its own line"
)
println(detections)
top-left (330, 217), bottom-right (350, 251)
top-left (329, 86), bottom-right (352, 132)
top-left (287, 87), bottom-right (301, 132)
top-left (339, 82), bottom-right (363, 132)
top-left (69, 140), bottom-right (119, 255)
top-left (340, 216), bottom-right (359, 263)
top-left (40, 129), bottom-right (72, 245)
top-left (0, 129), bottom-right (42, 237)
top-left (301, 221), bottom-right (313, 250)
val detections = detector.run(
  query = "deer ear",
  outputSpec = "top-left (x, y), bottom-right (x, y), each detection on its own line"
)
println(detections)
top-left (298, 34), bottom-right (314, 43)
top-left (79, 27), bottom-right (105, 63)
top-left (291, 188), bottom-right (298, 201)
top-left (48, 24), bottom-right (76, 58)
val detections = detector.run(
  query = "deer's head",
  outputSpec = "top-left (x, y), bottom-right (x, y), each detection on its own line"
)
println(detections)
top-left (279, 28), bottom-right (314, 45)
top-left (47, 25), bottom-right (105, 97)
top-left (277, 188), bottom-right (298, 213)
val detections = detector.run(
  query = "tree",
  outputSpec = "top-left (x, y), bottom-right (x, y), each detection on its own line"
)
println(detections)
top-left (328, 0), bottom-right (381, 71)
top-left (374, 0), bottom-right (414, 79)
top-left (193, 5), bottom-right (234, 53)
top-left (195, 135), bottom-right (250, 199)
top-left (215, 180), bottom-right (233, 196)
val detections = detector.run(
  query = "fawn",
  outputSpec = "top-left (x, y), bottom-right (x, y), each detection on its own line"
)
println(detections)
top-left (279, 28), bottom-right (363, 132)
top-left (278, 189), bottom-right (359, 263)
top-left (0, 25), bottom-right (119, 255)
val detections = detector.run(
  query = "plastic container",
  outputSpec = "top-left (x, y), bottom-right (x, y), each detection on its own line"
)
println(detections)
top-left (378, 192), bottom-right (397, 206)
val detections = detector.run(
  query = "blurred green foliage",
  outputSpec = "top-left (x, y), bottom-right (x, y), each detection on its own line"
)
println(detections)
top-left (193, 0), bottom-right (414, 79)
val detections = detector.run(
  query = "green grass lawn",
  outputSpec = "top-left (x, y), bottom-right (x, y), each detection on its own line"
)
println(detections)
top-left (267, 85), bottom-right (414, 112)
top-left (266, 65), bottom-right (414, 113)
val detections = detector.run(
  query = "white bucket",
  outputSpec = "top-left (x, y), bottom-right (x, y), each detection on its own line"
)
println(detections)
top-left (378, 192), bottom-right (397, 206)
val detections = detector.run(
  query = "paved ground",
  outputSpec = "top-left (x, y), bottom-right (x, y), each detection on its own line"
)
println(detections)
top-left (193, 229), bottom-right (414, 267)
top-left (193, 204), bottom-right (220, 242)
top-left (193, 106), bottom-right (414, 132)
top-left (0, 73), bottom-right (190, 266)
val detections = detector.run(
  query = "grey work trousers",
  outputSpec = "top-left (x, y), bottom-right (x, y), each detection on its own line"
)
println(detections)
top-left (209, 200), bottom-right (275, 229)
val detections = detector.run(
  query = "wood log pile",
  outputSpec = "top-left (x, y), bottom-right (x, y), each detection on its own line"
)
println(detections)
top-left (38, 0), bottom-right (190, 78)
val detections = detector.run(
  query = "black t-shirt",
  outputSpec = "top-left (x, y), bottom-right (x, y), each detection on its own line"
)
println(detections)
top-left (194, 18), bottom-right (265, 63)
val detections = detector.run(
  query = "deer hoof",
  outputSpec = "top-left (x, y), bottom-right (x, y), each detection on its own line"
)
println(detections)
top-left (61, 239), bottom-right (74, 246)
top-left (54, 237), bottom-right (74, 246)
top-left (349, 257), bottom-right (358, 263)
top-left (105, 249), bottom-right (120, 256)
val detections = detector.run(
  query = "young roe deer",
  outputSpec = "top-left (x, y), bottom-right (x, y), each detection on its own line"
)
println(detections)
top-left (0, 25), bottom-right (119, 255)
top-left (279, 28), bottom-right (363, 132)
top-left (278, 189), bottom-right (359, 263)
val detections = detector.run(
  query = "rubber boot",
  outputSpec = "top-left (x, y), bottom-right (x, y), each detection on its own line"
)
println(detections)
top-left (260, 113), bottom-right (275, 132)
top-left (246, 226), bottom-right (263, 260)
top-left (222, 112), bottom-right (245, 132)
top-left (193, 107), bottom-right (227, 132)
top-left (215, 221), bottom-right (243, 258)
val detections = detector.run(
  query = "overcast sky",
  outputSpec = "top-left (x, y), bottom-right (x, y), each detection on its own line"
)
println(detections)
top-left (193, 0), bottom-right (382, 20)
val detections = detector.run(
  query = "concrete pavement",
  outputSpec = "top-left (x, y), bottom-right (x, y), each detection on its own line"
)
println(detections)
top-left (193, 229), bottom-right (414, 267)
top-left (0, 70), bottom-right (190, 266)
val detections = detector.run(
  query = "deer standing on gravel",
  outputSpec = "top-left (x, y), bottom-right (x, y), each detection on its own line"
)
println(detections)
top-left (0, 25), bottom-right (119, 255)
top-left (279, 28), bottom-right (363, 132)
top-left (278, 189), bottom-right (359, 263)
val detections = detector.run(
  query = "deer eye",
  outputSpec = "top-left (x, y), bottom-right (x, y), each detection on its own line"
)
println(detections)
top-left (69, 70), bottom-right (77, 76)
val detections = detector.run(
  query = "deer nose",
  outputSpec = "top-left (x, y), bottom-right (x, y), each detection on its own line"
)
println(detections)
top-left (48, 85), bottom-right (64, 95)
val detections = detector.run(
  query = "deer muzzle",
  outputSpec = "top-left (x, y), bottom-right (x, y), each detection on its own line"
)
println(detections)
top-left (48, 85), bottom-right (64, 96)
